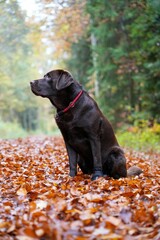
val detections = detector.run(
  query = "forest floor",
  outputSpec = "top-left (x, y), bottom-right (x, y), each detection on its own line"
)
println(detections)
top-left (0, 136), bottom-right (159, 240)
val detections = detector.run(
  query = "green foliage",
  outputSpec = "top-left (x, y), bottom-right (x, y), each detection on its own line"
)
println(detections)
top-left (0, 0), bottom-right (48, 133)
top-left (0, 0), bottom-right (34, 127)
top-left (0, 0), bottom-right (160, 152)
top-left (64, 0), bottom-right (160, 127)
top-left (117, 123), bottom-right (160, 152)
top-left (65, 36), bottom-right (93, 86)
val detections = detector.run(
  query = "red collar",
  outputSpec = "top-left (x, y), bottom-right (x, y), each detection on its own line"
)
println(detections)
top-left (56, 90), bottom-right (83, 118)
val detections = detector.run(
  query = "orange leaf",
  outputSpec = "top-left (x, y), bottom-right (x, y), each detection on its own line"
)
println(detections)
top-left (16, 187), bottom-right (27, 196)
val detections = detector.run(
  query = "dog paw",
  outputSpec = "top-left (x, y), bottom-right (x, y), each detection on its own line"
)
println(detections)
top-left (91, 171), bottom-right (103, 181)
top-left (69, 170), bottom-right (77, 177)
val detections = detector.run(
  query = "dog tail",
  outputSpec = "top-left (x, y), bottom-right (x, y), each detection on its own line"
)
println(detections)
top-left (127, 166), bottom-right (143, 177)
top-left (105, 146), bottom-right (143, 178)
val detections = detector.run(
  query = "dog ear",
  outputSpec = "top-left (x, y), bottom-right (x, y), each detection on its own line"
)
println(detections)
top-left (56, 70), bottom-right (74, 90)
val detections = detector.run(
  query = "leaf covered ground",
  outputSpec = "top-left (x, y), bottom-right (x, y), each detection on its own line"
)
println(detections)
top-left (0, 137), bottom-right (159, 240)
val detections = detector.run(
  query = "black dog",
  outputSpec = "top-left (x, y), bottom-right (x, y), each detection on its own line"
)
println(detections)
top-left (30, 69), bottom-right (142, 180)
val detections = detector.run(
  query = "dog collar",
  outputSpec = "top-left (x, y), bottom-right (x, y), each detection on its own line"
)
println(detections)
top-left (56, 90), bottom-right (83, 118)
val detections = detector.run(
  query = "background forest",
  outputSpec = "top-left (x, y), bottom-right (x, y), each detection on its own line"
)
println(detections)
top-left (0, 0), bottom-right (160, 151)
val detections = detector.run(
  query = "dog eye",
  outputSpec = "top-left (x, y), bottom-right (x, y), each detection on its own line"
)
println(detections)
top-left (45, 75), bottom-right (51, 81)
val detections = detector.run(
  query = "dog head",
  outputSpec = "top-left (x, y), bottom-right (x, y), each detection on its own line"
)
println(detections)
top-left (30, 69), bottom-right (74, 98)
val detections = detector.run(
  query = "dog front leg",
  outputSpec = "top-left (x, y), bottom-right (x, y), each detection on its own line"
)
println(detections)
top-left (65, 143), bottom-right (78, 177)
top-left (89, 136), bottom-right (103, 180)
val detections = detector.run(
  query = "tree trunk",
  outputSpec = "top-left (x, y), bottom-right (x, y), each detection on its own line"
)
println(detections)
top-left (90, 31), bottom-right (99, 98)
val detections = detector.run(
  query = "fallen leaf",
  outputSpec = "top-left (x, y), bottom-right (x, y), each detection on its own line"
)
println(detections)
top-left (92, 226), bottom-right (110, 236)
top-left (16, 187), bottom-right (28, 196)
top-left (0, 137), bottom-right (159, 239)
top-left (120, 208), bottom-right (132, 224)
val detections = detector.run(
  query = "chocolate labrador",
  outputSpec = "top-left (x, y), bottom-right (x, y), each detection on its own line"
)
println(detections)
top-left (30, 69), bottom-right (142, 180)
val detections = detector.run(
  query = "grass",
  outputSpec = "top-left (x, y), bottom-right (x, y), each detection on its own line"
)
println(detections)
top-left (117, 124), bottom-right (160, 153)
top-left (0, 119), bottom-right (60, 139)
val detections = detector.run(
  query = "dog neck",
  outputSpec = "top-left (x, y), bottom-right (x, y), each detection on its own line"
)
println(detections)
top-left (56, 90), bottom-right (83, 119)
